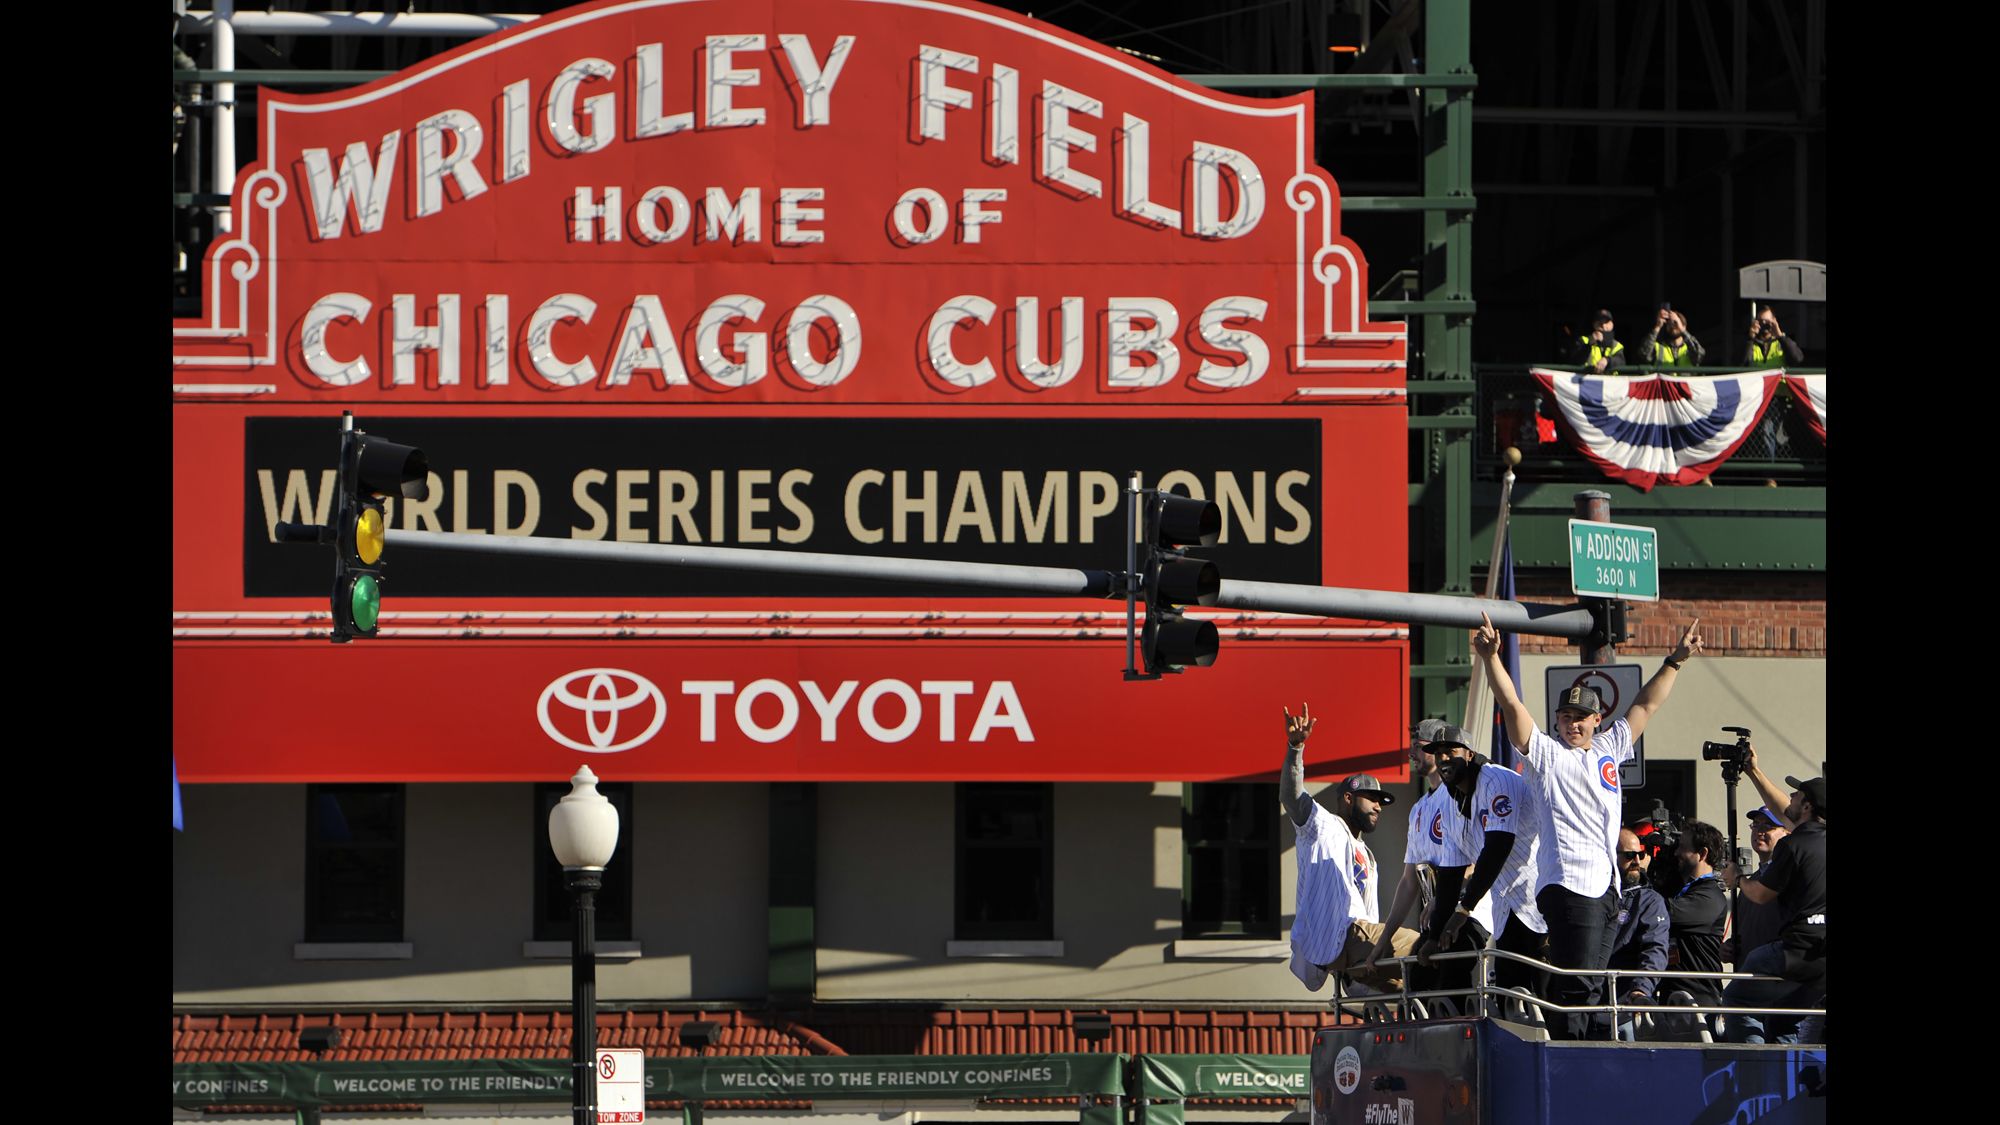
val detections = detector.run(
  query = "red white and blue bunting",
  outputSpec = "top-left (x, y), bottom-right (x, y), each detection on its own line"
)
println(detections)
top-left (1530, 368), bottom-right (1783, 491)
top-left (1783, 373), bottom-right (1825, 445)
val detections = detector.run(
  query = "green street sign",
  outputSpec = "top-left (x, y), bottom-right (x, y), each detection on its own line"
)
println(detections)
top-left (1568, 519), bottom-right (1659, 601)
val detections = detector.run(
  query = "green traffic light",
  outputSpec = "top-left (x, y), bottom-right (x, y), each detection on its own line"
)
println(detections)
top-left (350, 574), bottom-right (381, 632)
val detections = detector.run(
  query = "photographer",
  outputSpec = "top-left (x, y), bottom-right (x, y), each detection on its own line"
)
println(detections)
top-left (1722, 753), bottom-right (1826, 1044)
top-left (1566, 309), bottom-right (1627, 373)
top-left (1722, 807), bottom-right (1789, 967)
top-left (1658, 820), bottom-right (1731, 1038)
top-left (1637, 304), bottom-right (1707, 367)
top-left (1744, 304), bottom-right (1806, 367)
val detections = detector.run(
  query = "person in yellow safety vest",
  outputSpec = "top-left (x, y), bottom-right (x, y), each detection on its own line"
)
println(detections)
top-left (1638, 304), bottom-right (1707, 367)
top-left (1566, 309), bottom-right (1626, 373)
top-left (1744, 305), bottom-right (1805, 367)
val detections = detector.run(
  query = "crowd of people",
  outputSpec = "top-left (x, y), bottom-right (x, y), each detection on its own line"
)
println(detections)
top-left (1562, 303), bottom-right (1806, 371)
top-left (1524, 302), bottom-right (1810, 449)
top-left (1282, 614), bottom-right (1827, 1044)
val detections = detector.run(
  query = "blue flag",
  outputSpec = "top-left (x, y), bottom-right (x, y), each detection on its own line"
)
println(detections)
top-left (1494, 529), bottom-right (1521, 769)
top-left (173, 756), bottom-right (184, 832)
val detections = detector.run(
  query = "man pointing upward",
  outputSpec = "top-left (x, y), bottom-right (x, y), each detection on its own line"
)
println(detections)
top-left (1471, 612), bottom-right (1704, 1039)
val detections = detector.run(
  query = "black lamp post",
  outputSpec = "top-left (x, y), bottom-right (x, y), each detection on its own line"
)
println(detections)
top-left (548, 765), bottom-right (621, 1125)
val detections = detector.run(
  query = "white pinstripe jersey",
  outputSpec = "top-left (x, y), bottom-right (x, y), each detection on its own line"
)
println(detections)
top-left (1287, 798), bottom-right (1381, 990)
top-left (1402, 784), bottom-right (1461, 868)
top-left (1517, 718), bottom-right (1638, 898)
top-left (1453, 762), bottom-right (1547, 935)
top-left (1404, 783), bottom-right (1498, 936)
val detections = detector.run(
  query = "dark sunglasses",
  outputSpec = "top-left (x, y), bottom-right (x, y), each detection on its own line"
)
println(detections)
top-left (1618, 850), bottom-right (1645, 861)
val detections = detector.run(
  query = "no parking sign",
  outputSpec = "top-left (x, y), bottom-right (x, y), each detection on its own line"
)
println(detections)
top-left (1542, 664), bottom-right (1645, 788)
top-left (596, 1048), bottom-right (645, 1124)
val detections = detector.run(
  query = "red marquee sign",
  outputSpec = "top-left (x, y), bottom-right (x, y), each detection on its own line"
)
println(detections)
top-left (171, 0), bottom-right (1413, 784)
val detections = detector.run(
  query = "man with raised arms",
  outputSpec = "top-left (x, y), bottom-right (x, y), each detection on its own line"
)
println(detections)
top-left (1281, 704), bottom-right (1420, 994)
top-left (1471, 612), bottom-right (1705, 1040)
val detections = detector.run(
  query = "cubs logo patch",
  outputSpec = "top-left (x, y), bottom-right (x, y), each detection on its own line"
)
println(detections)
top-left (1598, 756), bottom-right (1620, 791)
top-left (1491, 794), bottom-right (1513, 819)
top-left (1429, 812), bottom-right (1444, 843)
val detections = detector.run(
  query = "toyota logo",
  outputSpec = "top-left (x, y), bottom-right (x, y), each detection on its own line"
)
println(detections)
top-left (538, 668), bottom-right (667, 753)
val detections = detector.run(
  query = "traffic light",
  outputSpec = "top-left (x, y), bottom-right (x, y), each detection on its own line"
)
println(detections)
top-left (1130, 488), bottom-right (1221, 677)
top-left (330, 418), bottom-right (428, 642)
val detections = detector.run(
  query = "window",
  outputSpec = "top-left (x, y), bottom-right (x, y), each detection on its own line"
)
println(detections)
top-left (955, 783), bottom-right (1053, 940)
top-left (1182, 783), bottom-right (1280, 938)
top-left (1622, 759), bottom-right (1696, 831)
top-left (305, 785), bottom-right (405, 943)
top-left (532, 782), bottom-right (634, 942)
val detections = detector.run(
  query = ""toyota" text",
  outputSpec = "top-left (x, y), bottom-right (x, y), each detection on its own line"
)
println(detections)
top-left (684, 679), bottom-right (1032, 743)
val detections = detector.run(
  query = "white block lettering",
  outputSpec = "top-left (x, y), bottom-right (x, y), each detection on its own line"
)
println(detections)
top-left (548, 58), bottom-right (617, 153)
top-left (695, 294), bottom-right (768, 386)
top-left (683, 681), bottom-right (735, 742)
top-left (858, 680), bottom-right (922, 742)
top-left (413, 109), bottom-right (487, 218)
top-left (704, 35), bottom-right (767, 129)
top-left (916, 45), bottom-right (976, 140)
top-left (1039, 81), bottom-right (1103, 198)
top-left (392, 293), bottom-right (460, 386)
top-left (301, 131), bottom-right (399, 239)
top-left (1106, 297), bottom-right (1181, 387)
top-left (301, 292), bottom-right (373, 386)
top-left (736, 679), bottom-right (800, 743)
top-left (1194, 296), bottom-right (1271, 387)
top-left (926, 295), bottom-right (997, 388)
top-left (527, 293), bottom-right (598, 387)
top-left (777, 34), bottom-right (855, 127)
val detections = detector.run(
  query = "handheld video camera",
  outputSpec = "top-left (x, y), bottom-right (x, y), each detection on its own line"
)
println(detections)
top-left (1636, 797), bottom-right (1680, 855)
top-left (1634, 798), bottom-right (1684, 892)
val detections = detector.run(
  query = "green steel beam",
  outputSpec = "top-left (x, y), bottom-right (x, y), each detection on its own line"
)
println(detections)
top-left (1414, 0), bottom-right (1478, 730)
top-left (1344, 197), bottom-right (1478, 213)
top-left (1372, 299), bottom-right (1476, 315)
top-left (1405, 381), bottom-right (1477, 394)
top-left (1411, 664), bottom-right (1474, 680)
top-left (1476, 513), bottom-right (1825, 572)
top-left (1487, 481), bottom-right (1828, 514)
top-left (1470, 484), bottom-right (1826, 572)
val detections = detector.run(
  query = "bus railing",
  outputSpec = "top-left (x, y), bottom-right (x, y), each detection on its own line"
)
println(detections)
top-left (1328, 946), bottom-right (1824, 1044)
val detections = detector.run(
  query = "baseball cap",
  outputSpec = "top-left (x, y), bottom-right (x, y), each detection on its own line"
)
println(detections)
top-left (1784, 775), bottom-right (1826, 816)
top-left (1747, 806), bottom-right (1782, 827)
top-left (1555, 685), bottom-right (1603, 715)
top-left (1413, 718), bottom-right (1448, 742)
top-left (1336, 774), bottom-right (1397, 804)
top-left (1421, 724), bottom-right (1473, 753)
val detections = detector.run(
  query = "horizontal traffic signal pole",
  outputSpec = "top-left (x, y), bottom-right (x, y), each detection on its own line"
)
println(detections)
top-left (390, 530), bottom-right (1595, 640)
top-left (392, 529), bottom-right (1120, 599)
top-left (1213, 580), bottom-right (1594, 638)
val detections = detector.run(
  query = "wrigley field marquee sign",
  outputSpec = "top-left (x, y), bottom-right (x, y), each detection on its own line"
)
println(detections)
top-left (172, 0), bottom-right (1413, 783)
